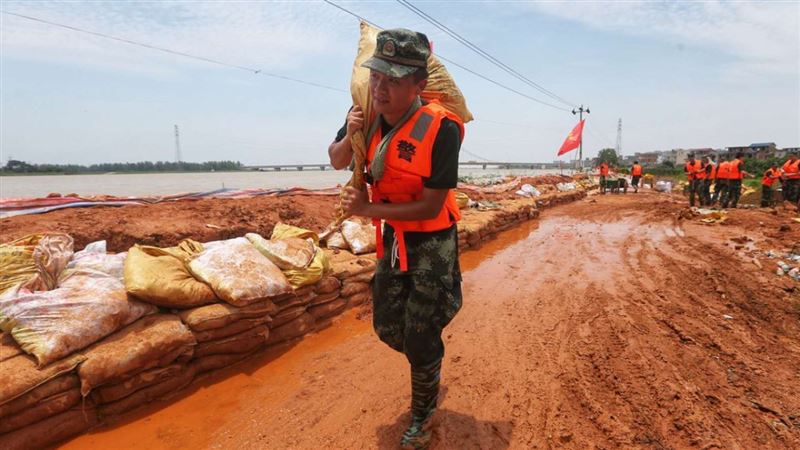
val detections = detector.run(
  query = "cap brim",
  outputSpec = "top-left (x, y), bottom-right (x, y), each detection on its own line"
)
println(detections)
top-left (361, 57), bottom-right (418, 79)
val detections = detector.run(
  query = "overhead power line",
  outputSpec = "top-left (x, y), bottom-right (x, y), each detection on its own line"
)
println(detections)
top-left (322, 0), bottom-right (572, 113)
top-left (396, 0), bottom-right (576, 109)
top-left (1, 10), bottom-right (348, 93)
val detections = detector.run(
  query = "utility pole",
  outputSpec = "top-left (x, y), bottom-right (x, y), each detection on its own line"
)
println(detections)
top-left (615, 118), bottom-right (623, 157)
top-left (174, 125), bottom-right (182, 163)
top-left (571, 105), bottom-right (590, 170)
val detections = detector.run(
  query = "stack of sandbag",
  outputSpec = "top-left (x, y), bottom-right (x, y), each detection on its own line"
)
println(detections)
top-left (78, 314), bottom-right (196, 417)
top-left (124, 239), bottom-right (217, 308)
top-left (0, 243), bottom-right (157, 367)
top-left (0, 352), bottom-right (95, 450)
top-left (178, 301), bottom-right (277, 374)
top-left (266, 284), bottom-right (317, 346)
top-left (0, 233), bottom-right (74, 297)
top-left (324, 249), bottom-right (375, 308)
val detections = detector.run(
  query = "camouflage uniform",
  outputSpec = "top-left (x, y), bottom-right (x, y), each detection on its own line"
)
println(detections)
top-left (372, 224), bottom-right (462, 368)
top-left (372, 223), bottom-right (461, 449)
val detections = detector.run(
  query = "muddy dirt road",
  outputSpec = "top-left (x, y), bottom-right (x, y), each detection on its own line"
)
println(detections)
top-left (61, 192), bottom-right (800, 449)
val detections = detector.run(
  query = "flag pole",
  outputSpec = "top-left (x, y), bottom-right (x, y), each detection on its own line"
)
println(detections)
top-left (571, 105), bottom-right (590, 171)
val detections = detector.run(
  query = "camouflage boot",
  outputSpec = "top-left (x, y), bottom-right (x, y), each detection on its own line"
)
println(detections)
top-left (401, 359), bottom-right (442, 450)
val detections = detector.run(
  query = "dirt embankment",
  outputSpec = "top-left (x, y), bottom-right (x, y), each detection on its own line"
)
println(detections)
top-left (0, 195), bottom-right (338, 252)
top-left (54, 191), bottom-right (800, 449)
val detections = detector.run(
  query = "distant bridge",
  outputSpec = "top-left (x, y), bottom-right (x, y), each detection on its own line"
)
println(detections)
top-left (244, 162), bottom-right (559, 172)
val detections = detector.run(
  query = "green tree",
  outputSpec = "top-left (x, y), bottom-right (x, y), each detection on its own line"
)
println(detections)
top-left (596, 148), bottom-right (619, 166)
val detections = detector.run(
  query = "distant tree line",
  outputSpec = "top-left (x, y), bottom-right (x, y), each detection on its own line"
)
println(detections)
top-left (1, 160), bottom-right (244, 174)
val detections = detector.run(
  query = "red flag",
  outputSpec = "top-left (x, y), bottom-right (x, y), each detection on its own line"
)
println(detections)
top-left (557, 119), bottom-right (585, 156)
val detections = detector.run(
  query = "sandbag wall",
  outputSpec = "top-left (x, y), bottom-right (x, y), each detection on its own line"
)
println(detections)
top-left (0, 247), bottom-right (376, 450)
top-left (0, 186), bottom-right (588, 450)
top-left (458, 190), bottom-right (587, 250)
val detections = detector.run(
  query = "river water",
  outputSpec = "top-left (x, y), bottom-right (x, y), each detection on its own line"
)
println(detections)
top-left (0, 168), bottom-right (564, 198)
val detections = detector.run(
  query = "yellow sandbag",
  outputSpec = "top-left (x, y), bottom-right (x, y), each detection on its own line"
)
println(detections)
top-left (246, 233), bottom-right (315, 271)
top-left (282, 246), bottom-right (331, 288)
top-left (271, 223), bottom-right (320, 245)
top-left (124, 240), bottom-right (217, 308)
top-left (455, 191), bottom-right (470, 209)
top-left (0, 234), bottom-right (73, 295)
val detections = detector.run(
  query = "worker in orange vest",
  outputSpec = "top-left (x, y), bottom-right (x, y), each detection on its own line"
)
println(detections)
top-left (761, 164), bottom-right (781, 207)
top-left (702, 157), bottom-right (716, 206)
top-left (683, 154), bottom-right (702, 207)
top-left (714, 155), bottom-right (731, 206)
top-left (781, 153), bottom-right (800, 203)
top-left (721, 153), bottom-right (750, 208)
top-left (630, 161), bottom-right (643, 193)
top-left (598, 161), bottom-right (610, 194)
top-left (695, 159), bottom-right (708, 206)
top-left (330, 29), bottom-right (462, 448)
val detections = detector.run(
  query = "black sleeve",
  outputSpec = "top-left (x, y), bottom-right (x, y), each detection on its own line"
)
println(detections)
top-left (424, 118), bottom-right (461, 189)
top-left (333, 107), bottom-right (353, 143)
top-left (334, 121), bottom-right (347, 143)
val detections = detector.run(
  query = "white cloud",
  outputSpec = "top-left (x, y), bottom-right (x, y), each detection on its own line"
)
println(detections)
top-left (0, 1), bottom-right (357, 78)
top-left (528, 1), bottom-right (799, 77)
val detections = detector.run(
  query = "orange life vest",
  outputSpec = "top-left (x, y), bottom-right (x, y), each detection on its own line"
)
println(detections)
top-left (717, 161), bottom-right (731, 180)
top-left (708, 163), bottom-right (716, 180)
top-left (729, 159), bottom-right (744, 180)
top-left (599, 163), bottom-right (609, 176)
top-left (695, 163), bottom-right (707, 180)
top-left (762, 169), bottom-right (779, 187)
top-left (684, 161), bottom-right (701, 181)
top-left (782, 159), bottom-right (800, 180)
top-left (366, 101), bottom-right (464, 272)
top-left (631, 164), bottom-right (642, 177)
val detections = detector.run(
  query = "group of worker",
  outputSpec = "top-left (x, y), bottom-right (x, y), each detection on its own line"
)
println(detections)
top-left (596, 160), bottom-right (643, 194)
top-left (684, 152), bottom-right (800, 208)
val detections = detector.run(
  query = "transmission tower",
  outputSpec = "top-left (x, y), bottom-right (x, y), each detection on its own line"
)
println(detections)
top-left (174, 125), bottom-right (182, 163)
top-left (615, 118), bottom-right (622, 156)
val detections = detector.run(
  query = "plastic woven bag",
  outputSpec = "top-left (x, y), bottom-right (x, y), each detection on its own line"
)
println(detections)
top-left (124, 240), bottom-right (217, 308)
top-left (187, 237), bottom-right (293, 306)
top-left (0, 233), bottom-right (73, 295)
top-left (246, 233), bottom-right (315, 271)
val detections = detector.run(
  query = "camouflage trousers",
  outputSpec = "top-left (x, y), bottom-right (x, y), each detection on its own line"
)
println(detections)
top-left (372, 224), bottom-right (462, 368)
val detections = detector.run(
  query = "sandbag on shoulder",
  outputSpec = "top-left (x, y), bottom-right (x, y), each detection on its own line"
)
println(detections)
top-left (187, 237), bottom-right (293, 306)
top-left (78, 314), bottom-right (196, 396)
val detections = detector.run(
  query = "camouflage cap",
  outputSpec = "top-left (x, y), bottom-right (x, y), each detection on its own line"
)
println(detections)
top-left (361, 28), bottom-right (430, 78)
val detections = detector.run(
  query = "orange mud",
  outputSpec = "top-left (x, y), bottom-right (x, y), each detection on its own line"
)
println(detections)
top-left (57, 192), bottom-right (800, 449)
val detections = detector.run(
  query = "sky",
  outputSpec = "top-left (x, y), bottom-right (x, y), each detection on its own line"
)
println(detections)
top-left (1, 0), bottom-right (798, 166)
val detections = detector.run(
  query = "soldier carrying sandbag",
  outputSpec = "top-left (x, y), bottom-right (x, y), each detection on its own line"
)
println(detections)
top-left (328, 28), bottom-right (464, 449)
